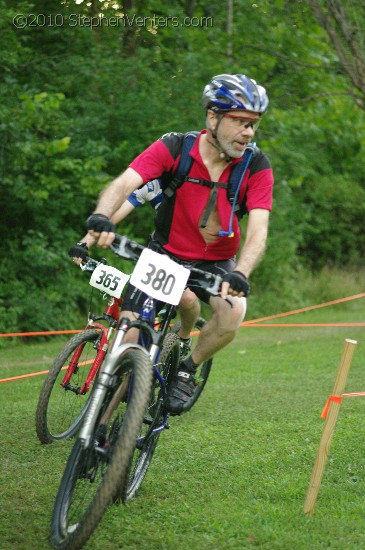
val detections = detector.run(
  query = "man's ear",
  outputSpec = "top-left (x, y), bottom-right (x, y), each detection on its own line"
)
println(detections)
top-left (206, 109), bottom-right (217, 132)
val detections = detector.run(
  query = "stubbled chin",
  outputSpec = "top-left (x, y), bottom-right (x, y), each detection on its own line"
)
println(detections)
top-left (231, 143), bottom-right (247, 157)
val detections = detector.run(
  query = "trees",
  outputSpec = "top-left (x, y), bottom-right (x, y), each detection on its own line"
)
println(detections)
top-left (306, 0), bottom-right (365, 107)
top-left (1, 0), bottom-right (364, 332)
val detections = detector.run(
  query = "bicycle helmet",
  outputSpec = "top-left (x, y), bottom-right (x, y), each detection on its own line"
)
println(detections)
top-left (202, 74), bottom-right (269, 114)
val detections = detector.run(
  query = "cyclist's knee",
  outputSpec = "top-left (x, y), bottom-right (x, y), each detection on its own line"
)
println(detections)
top-left (211, 296), bottom-right (246, 330)
top-left (179, 288), bottom-right (199, 310)
top-left (235, 296), bottom-right (247, 324)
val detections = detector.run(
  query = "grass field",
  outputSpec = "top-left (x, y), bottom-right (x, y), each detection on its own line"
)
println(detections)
top-left (1, 297), bottom-right (365, 549)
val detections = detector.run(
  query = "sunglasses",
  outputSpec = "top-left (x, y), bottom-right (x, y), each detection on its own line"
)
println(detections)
top-left (222, 113), bottom-right (261, 131)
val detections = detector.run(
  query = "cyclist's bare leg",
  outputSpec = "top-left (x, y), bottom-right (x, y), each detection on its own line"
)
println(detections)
top-left (118, 310), bottom-right (139, 343)
top-left (177, 289), bottom-right (200, 339)
top-left (189, 296), bottom-right (246, 365)
top-left (119, 289), bottom-right (199, 343)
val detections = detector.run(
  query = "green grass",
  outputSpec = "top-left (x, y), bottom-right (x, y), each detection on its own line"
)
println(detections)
top-left (1, 298), bottom-right (365, 549)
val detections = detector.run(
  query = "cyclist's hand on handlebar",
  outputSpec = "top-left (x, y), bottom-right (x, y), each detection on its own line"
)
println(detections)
top-left (220, 271), bottom-right (250, 299)
top-left (68, 242), bottom-right (89, 265)
top-left (87, 213), bottom-right (116, 248)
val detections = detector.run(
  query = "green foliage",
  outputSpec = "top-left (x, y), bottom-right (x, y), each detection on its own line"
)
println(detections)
top-left (1, 0), bottom-right (365, 332)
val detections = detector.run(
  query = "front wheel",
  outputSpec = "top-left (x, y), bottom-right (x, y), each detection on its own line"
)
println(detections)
top-left (120, 332), bottom-right (181, 502)
top-left (50, 347), bottom-right (152, 550)
top-left (36, 329), bottom-right (103, 444)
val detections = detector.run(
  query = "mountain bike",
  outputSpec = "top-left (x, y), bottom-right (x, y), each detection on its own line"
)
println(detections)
top-left (50, 235), bottom-right (221, 550)
top-left (35, 259), bottom-right (123, 444)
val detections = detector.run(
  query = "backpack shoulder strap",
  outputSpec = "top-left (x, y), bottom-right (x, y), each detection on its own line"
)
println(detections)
top-left (228, 142), bottom-right (258, 217)
top-left (164, 131), bottom-right (199, 198)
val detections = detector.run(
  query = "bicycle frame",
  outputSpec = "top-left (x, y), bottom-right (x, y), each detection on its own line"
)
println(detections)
top-left (77, 294), bottom-right (176, 449)
top-left (124, 297), bottom-right (178, 439)
top-left (60, 295), bottom-right (123, 395)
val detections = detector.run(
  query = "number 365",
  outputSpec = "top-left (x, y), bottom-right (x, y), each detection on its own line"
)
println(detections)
top-left (95, 269), bottom-right (121, 292)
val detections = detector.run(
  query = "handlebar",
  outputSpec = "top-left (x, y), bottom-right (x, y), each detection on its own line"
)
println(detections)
top-left (79, 234), bottom-right (222, 297)
top-left (110, 234), bottom-right (145, 261)
top-left (186, 266), bottom-right (222, 297)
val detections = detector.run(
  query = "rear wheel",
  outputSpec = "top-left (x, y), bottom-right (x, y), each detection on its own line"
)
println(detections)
top-left (120, 332), bottom-right (180, 502)
top-left (36, 329), bottom-right (102, 444)
top-left (50, 347), bottom-right (152, 550)
top-left (174, 316), bottom-right (213, 412)
top-left (184, 357), bottom-right (212, 411)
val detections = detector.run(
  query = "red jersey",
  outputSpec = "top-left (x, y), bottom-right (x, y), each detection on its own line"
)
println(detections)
top-left (129, 130), bottom-right (274, 261)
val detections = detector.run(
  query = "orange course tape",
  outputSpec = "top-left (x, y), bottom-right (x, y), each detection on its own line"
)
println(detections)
top-left (0, 329), bottom-right (81, 338)
top-left (1, 292), bottom-right (364, 338)
top-left (242, 323), bottom-right (365, 327)
top-left (0, 359), bottom-right (93, 384)
top-left (321, 395), bottom-right (343, 418)
top-left (243, 293), bottom-right (365, 325)
top-left (1, 292), bottom-right (364, 383)
top-left (321, 391), bottom-right (365, 418)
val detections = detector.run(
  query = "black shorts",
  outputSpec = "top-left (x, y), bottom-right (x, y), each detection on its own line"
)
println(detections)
top-left (122, 240), bottom-right (235, 313)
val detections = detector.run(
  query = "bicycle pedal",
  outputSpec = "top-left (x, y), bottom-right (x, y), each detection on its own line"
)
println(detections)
top-left (195, 317), bottom-right (206, 329)
top-left (95, 446), bottom-right (108, 456)
top-left (136, 439), bottom-right (145, 450)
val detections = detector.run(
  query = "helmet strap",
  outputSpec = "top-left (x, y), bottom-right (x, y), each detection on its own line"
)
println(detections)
top-left (209, 113), bottom-right (232, 162)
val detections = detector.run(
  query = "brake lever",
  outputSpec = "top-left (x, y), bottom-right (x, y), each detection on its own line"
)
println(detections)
top-left (110, 234), bottom-right (144, 261)
top-left (187, 272), bottom-right (222, 297)
top-left (80, 257), bottom-right (106, 272)
top-left (80, 260), bottom-right (95, 272)
top-left (206, 274), bottom-right (222, 296)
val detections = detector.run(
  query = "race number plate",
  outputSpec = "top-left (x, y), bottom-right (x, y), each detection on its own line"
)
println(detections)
top-left (90, 264), bottom-right (130, 298)
top-left (130, 249), bottom-right (190, 305)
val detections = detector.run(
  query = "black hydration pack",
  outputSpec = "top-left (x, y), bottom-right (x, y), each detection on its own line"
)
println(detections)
top-left (162, 131), bottom-right (258, 224)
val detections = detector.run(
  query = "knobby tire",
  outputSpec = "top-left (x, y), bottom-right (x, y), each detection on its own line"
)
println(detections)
top-left (120, 332), bottom-right (181, 502)
top-left (36, 329), bottom-right (102, 444)
top-left (50, 347), bottom-right (152, 550)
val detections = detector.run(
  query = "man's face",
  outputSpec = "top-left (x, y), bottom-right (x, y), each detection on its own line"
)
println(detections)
top-left (209, 110), bottom-right (260, 158)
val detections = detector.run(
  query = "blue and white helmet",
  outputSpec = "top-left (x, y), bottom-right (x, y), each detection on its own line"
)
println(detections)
top-left (202, 74), bottom-right (269, 114)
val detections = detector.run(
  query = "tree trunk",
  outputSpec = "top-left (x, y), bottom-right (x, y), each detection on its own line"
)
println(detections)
top-left (306, 0), bottom-right (365, 106)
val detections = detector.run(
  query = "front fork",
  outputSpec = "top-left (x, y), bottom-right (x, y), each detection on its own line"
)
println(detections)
top-left (77, 316), bottom-right (160, 449)
top-left (61, 323), bottom-right (110, 391)
top-left (78, 342), bottom-right (150, 449)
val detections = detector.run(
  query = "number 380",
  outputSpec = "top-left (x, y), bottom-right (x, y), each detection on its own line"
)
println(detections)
top-left (141, 263), bottom-right (175, 295)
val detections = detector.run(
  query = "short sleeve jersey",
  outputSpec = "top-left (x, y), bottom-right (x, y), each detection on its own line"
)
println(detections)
top-left (129, 130), bottom-right (274, 261)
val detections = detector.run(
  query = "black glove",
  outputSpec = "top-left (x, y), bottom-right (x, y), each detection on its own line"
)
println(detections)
top-left (68, 242), bottom-right (89, 262)
top-left (222, 271), bottom-right (250, 297)
top-left (86, 213), bottom-right (116, 233)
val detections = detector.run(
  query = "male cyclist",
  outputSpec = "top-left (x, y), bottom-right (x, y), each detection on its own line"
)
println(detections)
top-left (83, 74), bottom-right (274, 414)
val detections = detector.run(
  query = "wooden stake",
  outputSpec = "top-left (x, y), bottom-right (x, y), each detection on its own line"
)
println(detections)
top-left (303, 339), bottom-right (357, 516)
